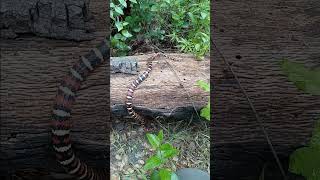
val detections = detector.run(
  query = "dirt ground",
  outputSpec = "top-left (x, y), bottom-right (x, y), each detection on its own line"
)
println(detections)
top-left (110, 118), bottom-right (210, 180)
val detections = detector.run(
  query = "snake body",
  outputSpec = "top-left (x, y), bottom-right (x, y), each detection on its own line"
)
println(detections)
top-left (125, 53), bottom-right (161, 129)
top-left (51, 39), bottom-right (109, 180)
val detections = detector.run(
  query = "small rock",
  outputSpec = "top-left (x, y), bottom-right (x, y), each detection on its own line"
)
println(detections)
top-left (138, 159), bottom-right (145, 165)
top-left (131, 130), bottom-right (137, 136)
top-left (115, 154), bottom-right (122, 160)
top-left (173, 157), bottom-right (179, 162)
top-left (128, 168), bottom-right (134, 174)
top-left (111, 174), bottom-right (120, 180)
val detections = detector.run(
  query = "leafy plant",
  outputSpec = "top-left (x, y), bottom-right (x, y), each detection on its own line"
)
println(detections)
top-left (289, 120), bottom-right (320, 180)
top-left (143, 130), bottom-right (180, 180)
top-left (196, 80), bottom-right (210, 121)
top-left (110, 0), bottom-right (138, 56)
top-left (281, 60), bottom-right (320, 95)
top-left (282, 60), bottom-right (320, 180)
top-left (110, 0), bottom-right (210, 58)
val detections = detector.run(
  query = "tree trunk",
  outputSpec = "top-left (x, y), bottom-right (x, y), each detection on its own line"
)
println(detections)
top-left (212, 0), bottom-right (320, 179)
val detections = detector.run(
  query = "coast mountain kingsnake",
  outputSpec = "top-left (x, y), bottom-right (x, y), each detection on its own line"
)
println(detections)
top-left (51, 39), bottom-right (175, 179)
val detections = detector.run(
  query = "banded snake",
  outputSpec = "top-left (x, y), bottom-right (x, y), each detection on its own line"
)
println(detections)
top-left (51, 39), bottom-right (175, 179)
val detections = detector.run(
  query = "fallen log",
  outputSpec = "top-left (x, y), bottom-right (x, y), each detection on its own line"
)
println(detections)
top-left (111, 54), bottom-right (210, 122)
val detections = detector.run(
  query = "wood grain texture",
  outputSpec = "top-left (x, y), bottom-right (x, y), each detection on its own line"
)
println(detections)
top-left (111, 54), bottom-right (210, 122)
top-left (212, 0), bottom-right (320, 179)
top-left (0, 0), bottom-right (109, 176)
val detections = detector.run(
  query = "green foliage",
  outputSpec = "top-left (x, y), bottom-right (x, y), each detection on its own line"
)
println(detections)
top-left (149, 0), bottom-right (210, 59)
top-left (110, 0), bottom-right (210, 58)
top-left (143, 130), bottom-right (180, 180)
top-left (281, 60), bottom-right (320, 95)
top-left (196, 80), bottom-right (210, 121)
top-left (111, 0), bottom-right (138, 56)
top-left (283, 60), bottom-right (320, 180)
top-left (289, 121), bottom-right (320, 180)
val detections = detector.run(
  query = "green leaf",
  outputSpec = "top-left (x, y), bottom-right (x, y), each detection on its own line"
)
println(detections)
top-left (133, 27), bottom-right (141, 32)
top-left (281, 60), bottom-right (320, 95)
top-left (159, 143), bottom-right (179, 159)
top-left (110, 11), bottom-right (114, 20)
top-left (114, 6), bottom-right (124, 15)
top-left (121, 30), bottom-right (133, 38)
top-left (200, 100), bottom-right (210, 121)
top-left (158, 169), bottom-right (179, 180)
top-left (119, 0), bottom-right (127, 7)
top-left (157, 130), bottom-right (164, 143)
top-left (143, 156), bottom-right (162, 170)
top-left (195, 44), bottom-right (200, 51)
top-left (115, 21), bottom-right (123, 32)
top-left (196, 80), bottom-right (210, 92)
top-left (151, 5), bottom-right (158, 12)
top-left (200, 12), bottom-right (208, 19)
top-left (289, 146), bottom-right (320, 180)
top-left (122, 22), bottom-right (129, 26)
top-left (146, 133), bottom-right (160, 149)
top-left (151, 170), bottom-right (160, 180)
top-left (113, 33), bottom-right (123, 40)
top-left (129, 0), bottom-right (137, 3)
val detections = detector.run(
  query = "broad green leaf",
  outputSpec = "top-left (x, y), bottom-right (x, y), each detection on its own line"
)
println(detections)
top-left (200, 100), bottom-right (210, 121)
top-left (281, 60), bottom-right (320, 95)
top-left (146, 133), bottom-right (160, 149)
top-left (200, 12), bottom-right (208, 19)
top-left (121, 30), bottom-right (133, 38)
top-left (110, 2), bottom-right (115, 8)
top-left (115, 21), bottom-right (123, 32)
top-left (114, 6), bottom-right (124, 15)
top-left (151, 170), bottom-right (160, 180)
top-left (113, 33), bottom-right (123, 40)
top-left (158, 169), bottom-right (179, 180)
top-left (196, 80), bottom-right (210, 92)
top-left (119, 0), bottom-right (127, 7)
top-left (143, 156), bottom-right (162, 170)
top-left (157, 130), bottom-right (164, 143)
top-left (289, 146), bottom-right (320, 180)
top-left (159, 143), bottom-right (179, 158)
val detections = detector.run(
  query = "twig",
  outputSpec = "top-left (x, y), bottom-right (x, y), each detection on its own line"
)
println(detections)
top-left (212, 41), bottom-right (287, 180)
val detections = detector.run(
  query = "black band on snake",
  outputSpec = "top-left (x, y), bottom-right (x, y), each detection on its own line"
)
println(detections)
top-left (51, 39), bottom-right (109, 180)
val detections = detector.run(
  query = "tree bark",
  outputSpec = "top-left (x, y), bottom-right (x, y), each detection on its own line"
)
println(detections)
top-left (0, 0), bottom-right (95, 41)
top-left (212, 0), bottom-right (320, 179)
